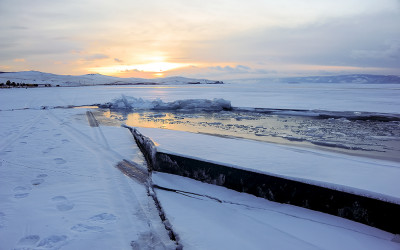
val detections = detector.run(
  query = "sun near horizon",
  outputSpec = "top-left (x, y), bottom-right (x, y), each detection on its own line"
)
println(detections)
top-left (88, 60), bottom-right (193, 78)
top-left (0, 0), bottom-right (399, 79)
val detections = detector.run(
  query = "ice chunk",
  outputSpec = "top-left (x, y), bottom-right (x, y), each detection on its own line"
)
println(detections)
top-left (109, 96), bottom-right (232, 111)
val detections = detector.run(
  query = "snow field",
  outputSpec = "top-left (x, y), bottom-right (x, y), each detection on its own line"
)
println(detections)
top-left (0, 108), bottom-right (174, 249)
top-left (1, 84), bottom-right (400, 249)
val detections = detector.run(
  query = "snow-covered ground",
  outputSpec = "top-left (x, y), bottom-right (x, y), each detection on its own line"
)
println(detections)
top-left (1, 71), bottom-right (399, 87)
top-left (0, 71), bottom-right (222, 87)
top-left (1, 83), bottom-right (399, 249)
top-left (0, 108), bottom-right (175, 249)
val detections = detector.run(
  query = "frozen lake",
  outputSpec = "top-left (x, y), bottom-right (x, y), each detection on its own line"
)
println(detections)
top-left (2, 82), bottom-right (398, 162)
top-left (1, 82), bottom-right (400, 114)
top-left (1, 82), bottom-right (400, 249)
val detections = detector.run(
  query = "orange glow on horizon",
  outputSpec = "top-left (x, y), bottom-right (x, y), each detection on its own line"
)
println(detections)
top-left (88, 61), bottom-right (193, 78)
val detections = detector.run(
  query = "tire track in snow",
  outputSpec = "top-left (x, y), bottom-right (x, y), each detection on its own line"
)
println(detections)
top-left (86, 111), bottom-right (99, 127)
top-left (116, 160), bottom-right (148, 184)
top-left (0, 110), bottom-right (44, 152)
top-left (46, 109), bottom-right (176, 249)
top-left (116, 162), bottom-right (182, 247)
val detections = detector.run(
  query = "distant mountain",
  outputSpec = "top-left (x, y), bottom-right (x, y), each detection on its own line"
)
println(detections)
top-left (2, 72), bottom-right (399, 86)
top-left (229, 74), bottom-right (400, 84)
top-left (278, 74), bottom-right (400, 84)
top-left (0, 71), bottom-right (224, 87)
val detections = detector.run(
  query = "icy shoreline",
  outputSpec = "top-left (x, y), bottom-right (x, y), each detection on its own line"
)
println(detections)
top-left (1, 84), bottom-right (400, 249)
top-left (125, 126), bottom-right (400, 231)
top-left (98, 96), bottom-right (400, 162)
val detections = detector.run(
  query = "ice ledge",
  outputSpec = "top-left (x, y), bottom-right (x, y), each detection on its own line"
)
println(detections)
top-left (124, 125), bottom-right (400, 234)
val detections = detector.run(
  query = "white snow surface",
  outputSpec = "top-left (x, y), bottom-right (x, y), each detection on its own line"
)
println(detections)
top-left (1, 83), bottom-right (400, 249)
top-left (0, 82), bottom-right (399, 114)
top-left (0, 71), bottom-right (220, 87)
top-left (153, 172), bottom-right (399, 250)
top-left (138, 127), bottom-right (400, 204)
top-left (0, 108), bottom-right (175, 249)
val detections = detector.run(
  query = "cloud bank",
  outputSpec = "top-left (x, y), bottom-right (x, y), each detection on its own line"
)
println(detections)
top-left (0, 0), bottom-right (399, 78)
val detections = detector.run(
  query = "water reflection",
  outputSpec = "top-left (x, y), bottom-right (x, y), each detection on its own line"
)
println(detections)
top-left (95, 109), bottom-right (400, 162)
top-left (73, 105), bottom-right (99, 109)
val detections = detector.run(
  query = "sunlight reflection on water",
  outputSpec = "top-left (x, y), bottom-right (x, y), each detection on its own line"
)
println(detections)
top-left (73, 105), bottom-right (99, 109)
top-left (95, 109), bottom-right (400, 162)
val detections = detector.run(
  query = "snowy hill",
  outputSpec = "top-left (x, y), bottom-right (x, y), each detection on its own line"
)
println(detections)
top-left (231, 74), bottom-right (400, 84)
top-left (279, 74), bottom-right (400, 84)
top-left (0, 71), bottom-right (223, 87)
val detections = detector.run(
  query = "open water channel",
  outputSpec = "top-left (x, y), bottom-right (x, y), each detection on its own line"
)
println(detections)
top-left (89, 108), bottom-right (400, 162)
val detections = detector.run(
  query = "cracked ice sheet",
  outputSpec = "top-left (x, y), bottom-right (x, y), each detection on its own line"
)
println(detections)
top-left (152, 172), bottom-right (399, 250)
top-left (0, 108), bottom-right (173, 250)
top-left (137, 127), bottom-right (400, 204)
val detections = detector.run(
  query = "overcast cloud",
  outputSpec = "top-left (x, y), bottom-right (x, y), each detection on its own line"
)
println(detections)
top-left (0, 0), bottom-right (399, 78)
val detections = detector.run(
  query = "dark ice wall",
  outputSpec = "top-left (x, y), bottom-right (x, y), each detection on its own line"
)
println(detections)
top-left (126, 126), bottom-right (400, 234)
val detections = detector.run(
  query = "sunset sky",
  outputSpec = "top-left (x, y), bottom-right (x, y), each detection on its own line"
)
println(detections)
top-left (0, 0), bottom-right (399, 79)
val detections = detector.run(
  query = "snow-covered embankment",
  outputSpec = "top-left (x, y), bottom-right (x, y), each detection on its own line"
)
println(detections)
top-left (124, 126), bottom-right (400, 234)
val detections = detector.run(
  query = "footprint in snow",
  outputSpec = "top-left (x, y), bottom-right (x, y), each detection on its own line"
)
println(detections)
top-left (51, 196), bottom-right (74, 211)
top-left (36, 235), bottom-right (68, 248)
top-left (15, 235), bottom-right (40, 249)
top-left (37, 173), bottom-right (48, 178)
top-left (71, 223), bottom-right (104, 232)
top-left (13, 186), bottom-right (32, 199)
top-left (70, 213), bottom-right (116, 233)
top-left (90, 213), bottom-right (117, 223)
top-left (42, 147), bottom-right (54, 154)
top-left (54, 158), bottom-right (67, 164)
top-left (14, 186), bottom-right (32, 192)
top-left (31, 178), bottom-right (45, 186)
top-left (61, 139), bottom-right (70, 143)
top-left (30, 174), bottom-right (48, 186)
top-left (14, 193), bottom-right (30, 199)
